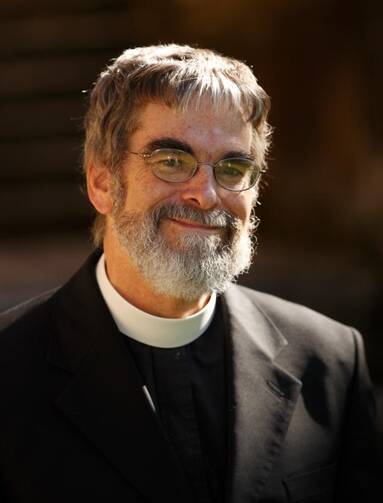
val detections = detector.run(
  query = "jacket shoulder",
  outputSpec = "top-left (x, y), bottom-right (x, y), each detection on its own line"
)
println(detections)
top-left (232, 283), bottom-right (351, 329)
top-left (0, 288), bottom-right (63, 391)
top-left (227, 283), bottom-right (360, 360)
top-left (0, 288), bottom-right (58, 332)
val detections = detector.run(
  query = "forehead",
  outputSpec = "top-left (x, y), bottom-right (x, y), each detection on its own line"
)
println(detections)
top-left (130, 99), bottom-right (253, 155)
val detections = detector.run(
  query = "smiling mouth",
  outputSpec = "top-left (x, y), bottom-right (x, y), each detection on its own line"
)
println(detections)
top-left (167, 217), bottom-right (223, 231)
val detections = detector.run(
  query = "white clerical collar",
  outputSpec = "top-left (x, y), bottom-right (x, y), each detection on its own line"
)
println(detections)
top-left (95, 254), bottom-right (216, 349)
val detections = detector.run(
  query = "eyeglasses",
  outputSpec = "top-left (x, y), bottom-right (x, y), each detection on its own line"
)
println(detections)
top-left (128, 148), bottom-right (264, 192)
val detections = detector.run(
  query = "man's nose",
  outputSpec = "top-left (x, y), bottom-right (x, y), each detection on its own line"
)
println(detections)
top-left (179, 164), bottom-right (219, 210)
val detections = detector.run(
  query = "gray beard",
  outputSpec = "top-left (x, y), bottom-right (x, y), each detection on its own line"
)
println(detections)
top-left (113, 203), bottom-right (255, 301)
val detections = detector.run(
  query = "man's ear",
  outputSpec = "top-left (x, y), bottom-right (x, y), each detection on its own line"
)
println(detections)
top-left (86, 162), bottom-right (114, 215)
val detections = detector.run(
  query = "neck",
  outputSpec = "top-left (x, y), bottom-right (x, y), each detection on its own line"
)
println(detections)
top-left (103, 240), bottom-right (211, 319)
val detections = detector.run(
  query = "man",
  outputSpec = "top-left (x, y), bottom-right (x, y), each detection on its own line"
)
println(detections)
top-left (0, 44), bottom-right (378, 502)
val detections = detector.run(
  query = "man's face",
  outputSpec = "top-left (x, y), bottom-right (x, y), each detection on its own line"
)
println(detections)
top-left (109, 99), bottom-right (257, 300)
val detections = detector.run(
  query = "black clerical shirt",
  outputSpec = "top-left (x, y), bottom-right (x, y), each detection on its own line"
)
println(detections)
top-left (123, 298), bottom-right (229, 503)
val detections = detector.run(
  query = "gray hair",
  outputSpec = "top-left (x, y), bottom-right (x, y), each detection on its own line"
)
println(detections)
top-left (83, 44), bottom-right (272, 246)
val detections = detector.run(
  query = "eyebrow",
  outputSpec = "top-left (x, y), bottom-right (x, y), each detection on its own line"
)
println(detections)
top-left (223, 150), bottom-right (254, 160)
top-left (144, 137), bottom-right (194, 155)
top-left (143, 137), bottom-right (253, 160)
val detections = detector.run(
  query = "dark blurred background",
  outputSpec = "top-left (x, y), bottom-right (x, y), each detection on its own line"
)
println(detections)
top-left (1, 0), bottom-right (382, 451)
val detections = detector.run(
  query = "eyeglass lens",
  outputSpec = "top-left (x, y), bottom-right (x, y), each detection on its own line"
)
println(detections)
top-left (146, 149), bottom-right (259, 191)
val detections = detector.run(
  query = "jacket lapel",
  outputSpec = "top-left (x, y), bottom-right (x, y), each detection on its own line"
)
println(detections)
top-left (47, 253), bottom-right (193, 503)
top-left (223, 285), bottom-right (302, 503)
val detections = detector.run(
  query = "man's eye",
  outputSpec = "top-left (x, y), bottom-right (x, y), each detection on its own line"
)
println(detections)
top-left (161, 157), bottom-right (180, 168)
top-left (224, 167), bottom-right (240, 175)
top-left (152, 155), bottom-right (184, 169)
top-left (221, 165), bottom-right (243, 178)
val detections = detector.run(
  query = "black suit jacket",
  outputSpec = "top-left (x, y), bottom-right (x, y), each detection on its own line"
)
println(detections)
top-left (0, 253), bottom-right (378, 502)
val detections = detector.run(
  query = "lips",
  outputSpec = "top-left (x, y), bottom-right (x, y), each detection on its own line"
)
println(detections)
top-left (168, 218), bottom-right (222, 231)
top-left (152, 203), bottom-right (236, 238)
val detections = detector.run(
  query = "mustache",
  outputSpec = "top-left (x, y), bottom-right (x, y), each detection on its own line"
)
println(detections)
top-left (151, 203), bottom-right (241, 231)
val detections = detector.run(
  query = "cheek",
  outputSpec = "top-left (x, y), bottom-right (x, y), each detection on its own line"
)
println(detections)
top-left (225, 192), bottom-right (253, 225)
top-left (123, 171), bottom-right (176, 212)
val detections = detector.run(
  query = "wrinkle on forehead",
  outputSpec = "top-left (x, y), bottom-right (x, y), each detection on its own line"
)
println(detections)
top-left (136, 96), bottom-right (249, 131)
top-left (135, 100), bottom-right (252, 159)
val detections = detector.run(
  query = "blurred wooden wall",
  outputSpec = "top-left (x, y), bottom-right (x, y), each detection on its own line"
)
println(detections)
top-left (0, 0), bottom-right (137, 235)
